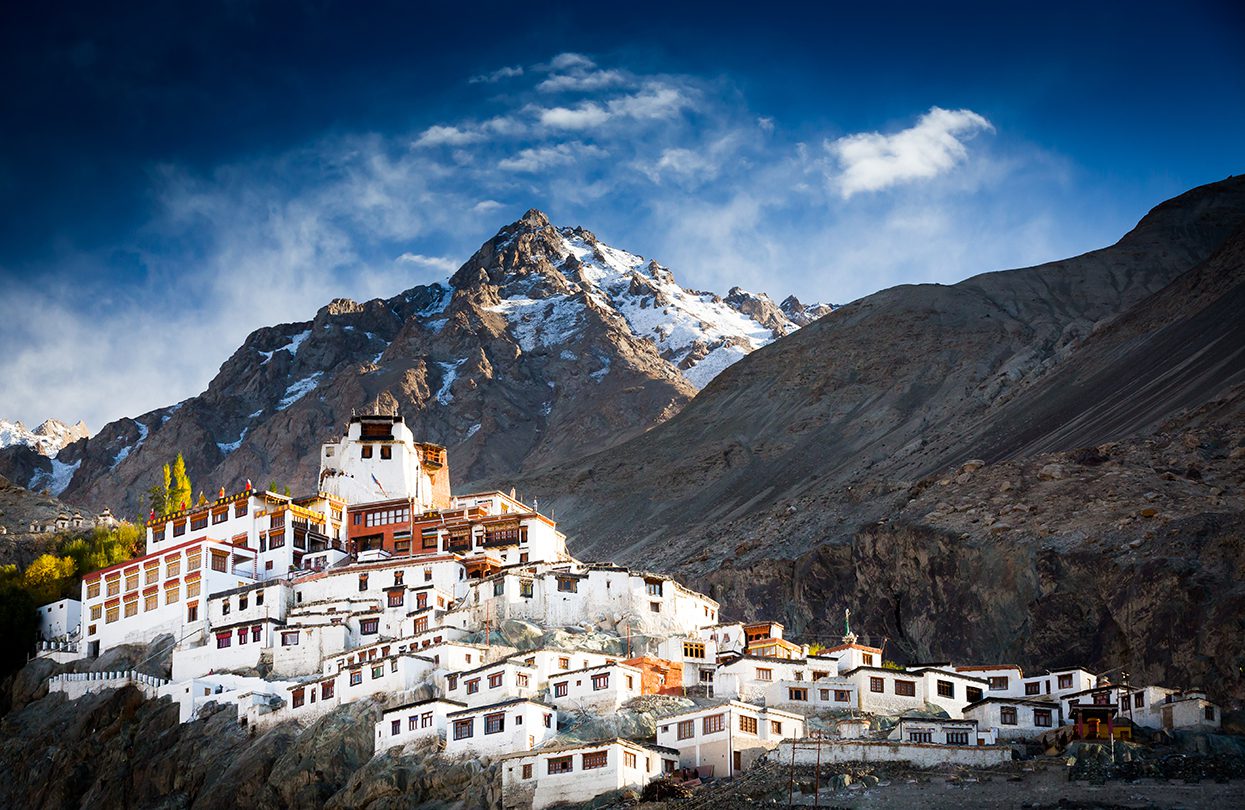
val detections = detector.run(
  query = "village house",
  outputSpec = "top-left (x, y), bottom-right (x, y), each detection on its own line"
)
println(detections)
top-left (963, 696), bottom-right (1064, 740)
top-left (499, 739), bottom-right (677, 810)
top-left (444, 698), bottom-right (558, 757)
top-left (890, 716), bottom-right (990, 746)
top-left (36, 597), bottom-right (81, 642)
top-left (443, 659), bottom-right (539, 707)
top-left (547, 661), bottom-right (643, 713)
top-left (656, 700), bottom-right (806, 777)
top-left (374, 697), bottom-right (467, 753)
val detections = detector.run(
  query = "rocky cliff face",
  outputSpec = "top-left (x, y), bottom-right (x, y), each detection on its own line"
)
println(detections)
top-left (506, 176), bottom-right (1245, 702)
top-left (10, 210), bottom-right (826, 517)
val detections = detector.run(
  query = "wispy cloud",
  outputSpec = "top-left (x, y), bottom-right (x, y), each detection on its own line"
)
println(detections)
top-left (396, 252), bottom-right (459, 271)
top-left (413, 125), bottom-right (486, 147)
top-left (826, 106), bottom-right (994, 198)
top-left (537, 69), bottom-right (627, 93)
top-left (498, 142), bottom-right (606, 172)
top-left (469, 65), bottom-right (523, 84)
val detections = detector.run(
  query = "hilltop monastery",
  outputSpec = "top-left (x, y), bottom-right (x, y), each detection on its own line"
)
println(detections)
top-left (34, 412), bottom-right (1224, 808)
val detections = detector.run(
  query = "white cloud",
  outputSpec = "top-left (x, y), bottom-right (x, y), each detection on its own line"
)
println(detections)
top-left (472, 199), bottom-right (504, 213)
top-left (537, 69), bottom-right (626, 93)
top-left (498, 142), bottom-right (606, 172)
top-left (538, 103), bottom-right (610, 129)
top-left (413, 125), bottom-right (485, 148)
top-left (547, 53), bottom-right (595, 72)
top-left (826, 106), bottom-right (994, 198)
top-left (396, 253), bottom-right (459, 272)
top-left (469, 65), bottom-right (523, 84)
top-left (606, 85), bottom-right (691, 119)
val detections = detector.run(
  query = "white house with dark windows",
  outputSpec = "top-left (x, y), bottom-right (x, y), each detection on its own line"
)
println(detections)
top-left (374, 697), bottom-right (467, 753)
top-left (963, 697), bottom-right (1063, 740)
top-left (890, 716), bottom-right (991, 746)
top-left (443, 698), bottom-right (557, 757)
top-left (656, 701), bottom-right (805, 778)
top-left (547, 662), bottom-right (643, 713)
top-left (499, 739), bottom-right (676, 810)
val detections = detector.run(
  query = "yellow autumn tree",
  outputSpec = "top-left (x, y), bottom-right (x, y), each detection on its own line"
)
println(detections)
top-left (22, 554), bottom-right (76, 604)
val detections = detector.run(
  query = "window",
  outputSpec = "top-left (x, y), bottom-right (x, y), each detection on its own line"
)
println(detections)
top-left (415, 592), bottom-right (428, 609)
top-left (683, 641), bottom-right (706, 659)
top-left (466, 679), bottom-right (480, 694)
top-left (424, 568), bottom-right (433, 582)
top-left (558, 657), bottom-right (570, 669)
top-left (237, 628), bottom-right (248, 645)
top-left (582, 751), bottom-right (607, 770)
top-left (391, 719), bottom-right (401, 736)
top-left (819, 689), bottom-right (830, 701)
top-left (209, 552), bottom-right (226, 572)
top-left (1205, 706), bottom-right (1216, 721)
top-left (771, 720), bottom-right (783, 735)
top-left (165, 583), bottom-right (180, 604)
top-left (547, 756), bottom-right (573, 775)
top-left (322, 681), bottom-right (334, 700)
top-left (517, 673), bottom-right (529, 688)
top-left (235, 502), bottom-right (248, 518)
top-left (909, 730), bottom-right (932, 743)
top-left (677, 720), bottom-right (694, 740)
top-left (87, 581), bottom-right (100, 599)
top-left (420, 711), bottom-right (432, 728)
top-left (650, 601), bottom-right (661, 613)
top-left (359, 574), bottom-right (369, 592)
top-left (520, 580), bottom-right (533, 598)
top-left (453, 719), bottom-right (473, 740)
top-left (788, 687), bottom-right (808, 701)
top-left (173, 521), bottom-right (186, 537)
top-left (1058, 674), bottom-right (1073, 690)
top-left (834, 689), bottom-right (851, 702)
top-left (870, 677), bottom-right (884, 693)
top-left (1025, 681), bottom-right (1041, 696)
top-left (947, 731), bottom-right (969, 745)
top-left (90, 604), bottom-right (102, 621)
top-left (144, 592), bottom-right (158, 611)
top-left (862, 653), bottom-right (874, 666)
top-left (484, 712), bottom-right (505, 734)
top-left (1133, 692), bottom-right (1144, 708)
top-left (361, 445), bottom-right (373, 459)
top-left (591, 673), bottom-right (610, 691)
top-left (813, 670), bottom-right (829, 680)
top-left (755, 667), bottom-right (773, 682)
top-left (793, 671), bottom-right (804, 681)
top-left (447, 675), bottom-right (459, 691)
top-left (938, 681), bottom-right (955, 698)
top-left (703, 714), bottom-right (725, 734)
top-left (292, 688), bottom-right (304, 708)
top-left (739, 715), bottom-right (758, 734)
top-left (372, 665), bottom-right (383, 679)
top-left (521, 764), bottom-right (533, 779)
top-left (125, 570), bottom-right (139, 591)
top-left (989, 676), bottom-right (1009, 691)
top-left (1000, 706), bottom-right (1018, 725)
top-left (1034, 709), bottom-right (1053, 727)
top-left (493, 580), bottom-right (504, 597)
top-left (488, 672), bottom-right (504, 689)
top-left (239, 595), bottom-right (248, 611)
top-left (360, 618), bottom-right (379, 635)
top-left (222, 600), bottom-right (231, 615)
top-left (413, 617), bottom-right (428, 633)
top-left (185, 579), bottom-right (200, 599)
top-left (106, 576), bottom-right (120, 596)
top-left (105, 603), bottom-right (120, 623)
top-left (191, 514), bottom-right (207, 531)
top-left (216, 633), bottom-right (231, 649)
top-left (624, 751), bottom-right (637, 768)
top-left (380, 445), bottom-right (392, 460)
top-left (556, 577), bottom-right (577, 593)
top-left (281, 631), bottom-right (300, 646)
top-left (966, 686), bottom-right (984, 702)
top-left (646, 581), bottom-right (663, 597)
top-left (350, 671), bottom-right (363, 686)
top-left (387, 591), bottom-right (404, 607)
top-left (543, 713), bottom-right (552, 728)
top-left (894, 680), bottom-right (916, 697)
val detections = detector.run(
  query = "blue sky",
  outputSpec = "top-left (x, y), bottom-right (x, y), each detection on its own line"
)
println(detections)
top-left (1, 1), bottom-right (1242, 431)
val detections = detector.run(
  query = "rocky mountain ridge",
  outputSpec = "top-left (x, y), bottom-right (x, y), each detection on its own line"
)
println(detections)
top-left (500, 176), bottom-right (1245, 702)
top-left (0, 210), bottom-right (831, 517)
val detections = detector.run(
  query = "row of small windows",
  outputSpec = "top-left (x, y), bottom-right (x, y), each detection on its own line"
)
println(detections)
top-left (359, 445), bottom-right (393, 459)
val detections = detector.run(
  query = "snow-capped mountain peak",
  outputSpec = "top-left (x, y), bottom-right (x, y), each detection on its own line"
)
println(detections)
top-left (464, 210), bottom-right (831, 389)
top-left (0, 418), bottom-right (90, 457)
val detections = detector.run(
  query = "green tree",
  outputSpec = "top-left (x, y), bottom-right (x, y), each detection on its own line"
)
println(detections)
top-left (148, 462), bottom-right (172, 516)
top-left (169, 453), bottom-right (192, 512)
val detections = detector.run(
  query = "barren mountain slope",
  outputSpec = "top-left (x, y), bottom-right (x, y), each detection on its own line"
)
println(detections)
top-left (507, 176), bottom-right (1245, 700)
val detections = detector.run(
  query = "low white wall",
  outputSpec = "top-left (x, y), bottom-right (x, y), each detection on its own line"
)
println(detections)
top-left (48, 670), bottom-right (170, 701)
top-left (776, 739), bottom-right (1012, 768)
